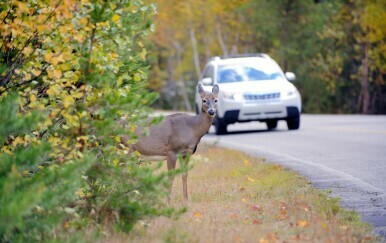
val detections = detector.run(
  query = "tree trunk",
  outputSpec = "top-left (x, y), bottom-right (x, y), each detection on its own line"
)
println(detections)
top-left (230, 31), bottom-right (240, 55)
top-left (280, 1), bottom-right (293, 71)
top-left (189, 28), bottom-right (201, 79)
top-left (203, 34), bottom-right (212, 61)
top-left (172, 40), bottom-right (192, 111)
top-left (360, 39), bottom-right (370, 114)
top-left (215, 20), bottom-right (228, 56)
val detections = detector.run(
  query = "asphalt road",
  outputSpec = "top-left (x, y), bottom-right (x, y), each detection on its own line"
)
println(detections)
top-left (202, 114), bottom-right (386, 238)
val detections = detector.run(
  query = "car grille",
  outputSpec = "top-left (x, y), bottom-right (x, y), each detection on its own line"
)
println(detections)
top-left (244, 92), bottom-right (280, 100)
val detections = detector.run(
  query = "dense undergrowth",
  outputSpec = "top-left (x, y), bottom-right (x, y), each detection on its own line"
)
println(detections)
top-left (0, 1), bottom-right (182, 242)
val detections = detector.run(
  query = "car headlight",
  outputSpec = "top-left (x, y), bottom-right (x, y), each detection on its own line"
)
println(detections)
top-left (222, 91), bottom-right (244, 101)
top-left (287, 90), bottom-right (295, 96)
top-left (284, 87), bottom-right (298, 97)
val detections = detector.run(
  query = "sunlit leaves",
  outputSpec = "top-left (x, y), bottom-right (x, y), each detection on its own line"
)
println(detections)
top-left (1, 0), bottom-right (168, 240)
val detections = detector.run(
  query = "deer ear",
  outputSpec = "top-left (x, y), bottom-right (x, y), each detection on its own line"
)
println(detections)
top-left (212, 84), bottom-right (219, 96)
top-left (198, 83), bottom-right (205, 96)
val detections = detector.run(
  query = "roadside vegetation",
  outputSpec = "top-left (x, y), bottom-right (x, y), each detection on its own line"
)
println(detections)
top-left (0, 1), bottom-right (179, 242)
top-left (125, 145), bottom-right (380, 243)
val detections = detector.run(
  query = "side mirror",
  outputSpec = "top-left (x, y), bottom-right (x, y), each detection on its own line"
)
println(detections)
top-left (201, 77), bottom-right (213, 85)
top-left (285, 72), bottom-right (296, 81)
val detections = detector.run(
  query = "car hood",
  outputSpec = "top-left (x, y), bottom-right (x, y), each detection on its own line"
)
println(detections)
top-left (218, 79), bottom-right (296, 94)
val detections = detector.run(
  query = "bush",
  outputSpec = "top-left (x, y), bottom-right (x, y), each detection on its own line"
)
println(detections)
top-left (0, 0), bottom-right (179, 241)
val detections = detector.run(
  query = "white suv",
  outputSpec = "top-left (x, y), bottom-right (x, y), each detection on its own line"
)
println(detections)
top-left (195, 54), bottom-right (302, 135)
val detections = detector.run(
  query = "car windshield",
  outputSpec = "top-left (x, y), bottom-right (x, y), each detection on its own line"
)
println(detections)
top-left (217, 61), bottom-right (283, 83)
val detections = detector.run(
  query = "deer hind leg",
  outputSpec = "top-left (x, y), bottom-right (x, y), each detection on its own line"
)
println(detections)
top-left (182, 171), bottom-right (188, 201)
top-left (180, 154), bottom-right (191, 202)
top-left (166, 151), bottom-right (177, 202)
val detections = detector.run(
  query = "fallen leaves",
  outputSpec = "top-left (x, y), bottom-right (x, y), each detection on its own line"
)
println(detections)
top-left (297, 220), bottom-right (309, 228)
top-left (259, 233), bottom-right (278, 243)
top-left (193, 211), bottom-right (202, 219)
top-left (252, 204), bottom-right (262, 211)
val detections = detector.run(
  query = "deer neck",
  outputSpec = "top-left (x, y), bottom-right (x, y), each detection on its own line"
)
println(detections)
top-left (193, 111), bottom-right (214, 138)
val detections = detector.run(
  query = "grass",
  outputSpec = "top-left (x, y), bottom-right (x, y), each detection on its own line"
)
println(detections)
top-left (107, 144), bottom-right (381, 243)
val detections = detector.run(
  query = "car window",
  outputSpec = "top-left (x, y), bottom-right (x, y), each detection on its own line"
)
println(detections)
top-left (217, 61), bottom-right (283, 83)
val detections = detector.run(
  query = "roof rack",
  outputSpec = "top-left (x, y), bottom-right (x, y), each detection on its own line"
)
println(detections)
top-left (211, 53), bottom-right (270, 61)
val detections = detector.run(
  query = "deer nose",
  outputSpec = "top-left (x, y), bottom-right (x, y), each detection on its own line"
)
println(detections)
top-left (208, 109), bottom-right (215, 116)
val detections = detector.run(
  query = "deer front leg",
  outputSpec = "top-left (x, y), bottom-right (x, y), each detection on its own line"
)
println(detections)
top-left (166, 151), bottom-right (177, 202)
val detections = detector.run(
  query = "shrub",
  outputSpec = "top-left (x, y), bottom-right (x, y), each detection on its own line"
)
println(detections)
top-left (0, 0), bottom-right (178, 241)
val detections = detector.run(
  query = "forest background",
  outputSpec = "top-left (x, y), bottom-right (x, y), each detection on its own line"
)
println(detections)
top-left (145, 0), bottom-right (386, 114)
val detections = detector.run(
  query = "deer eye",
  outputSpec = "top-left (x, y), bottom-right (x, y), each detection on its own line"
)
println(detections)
top-left (214, 100), bottom-right (218, 103)
top-left (202, 99), bottom-right (207, 103)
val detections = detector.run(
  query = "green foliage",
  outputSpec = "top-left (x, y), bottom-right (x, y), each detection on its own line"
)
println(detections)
top-left (1, 0), bottom-right (179, 241)
top-left (0, 93), bottom-right (91, 242)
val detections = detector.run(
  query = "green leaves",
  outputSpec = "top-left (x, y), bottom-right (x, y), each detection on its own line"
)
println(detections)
top-left (1, 0), bottom-right (179, 241)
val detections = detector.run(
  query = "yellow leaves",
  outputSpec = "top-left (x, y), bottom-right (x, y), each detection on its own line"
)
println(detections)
top-left (40, 118), bottom-right (53, 128)
top-left (117, 76), bottom-right (124, 87)
top-left (53, 69), bottom-right (62, 79)
top-left (63, 95), bottom-right (75, 109)
top-left (37, 14), bottom-right (46, 24)
top-left (78, 17), bottom-right (89, 26)
top-left (75, 188), bottom-right (92, 198)
top-left (1, 24), bottom-right (11, 38)
top-left (133, 73), bottom-right (141, 82)
top-left (243, 159), bottom-right (250, 166)
top-left (112, 14), bottom-right (120, 23)
top-left (63, 113), bottom-right (79, 128)
top-left (47, 69), bottom-right (62, 80)
top-left (139, 48), bottom-right (147, 61)
top-left (59, 25), bottom-right (69, 35)
top-left (22, 46), bottom-right (34, 56)
top-left (12, 136), bottom-right (25, 147)
top-left (30, 94), bottom-right (37, 102)
top-left (73, 33), bottom-right (86, 43)
top-left (111, 52), bottom-right (118, 59)
top-left (96, 21), bottom-right (110, 28)
top-left (45, 52), bottom-right (67, 66)
top-left (46, 84), bottom-right (60, 96)
top-left (44, 53), bottom-right (53, 63)
top-left (23, 73), bottom-right (31, 81)
top-left (31, 69), bottom-right (42, 77)
top-left (16, 1), bottom-right (29, 14)
top-left (133, 150), bottom-right (141, 157)
top-left (11, 28), bottom-right (22, 38)
top-left (48, 136), bottom-right (61, 146)
top-left (81, 0), bottom-right (91, 5)
top-left (113, 159), bottom-right (120, 166)
top-left (130, 124), bottom-right (136, 133)
top-left (37, 24), bottom-right (46, 34)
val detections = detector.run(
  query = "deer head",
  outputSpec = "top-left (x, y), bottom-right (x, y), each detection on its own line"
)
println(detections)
top-left (198, 83), bottom-right (219, 117)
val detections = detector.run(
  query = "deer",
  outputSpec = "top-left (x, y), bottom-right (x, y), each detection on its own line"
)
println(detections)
top-left (132, 83), bottom-right (219, 201)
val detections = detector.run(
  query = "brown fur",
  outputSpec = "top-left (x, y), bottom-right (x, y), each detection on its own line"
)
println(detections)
top-left (133, 83), bottom-right (219, 201)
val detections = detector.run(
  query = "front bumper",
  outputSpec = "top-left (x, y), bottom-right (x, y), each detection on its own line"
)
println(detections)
top-left (218, 96), bottom-right (301, 124)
